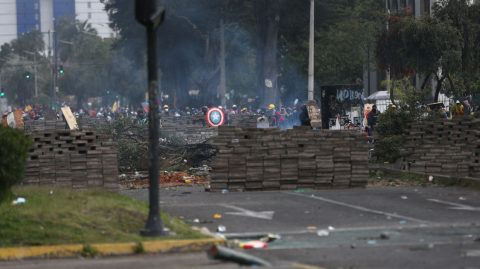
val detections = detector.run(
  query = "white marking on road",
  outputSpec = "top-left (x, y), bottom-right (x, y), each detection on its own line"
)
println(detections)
top-left (221, 204), bottom-right (275, 220)
top-left (466, 250), bottom-right (480, 257)
top-left (427, 199), bottom-right (480, 212)
top-left (286, 192), bottom-right (428, 223)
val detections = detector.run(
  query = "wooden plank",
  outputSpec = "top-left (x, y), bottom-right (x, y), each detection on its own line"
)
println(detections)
top-left (61, 106), bottom-right (78, 130)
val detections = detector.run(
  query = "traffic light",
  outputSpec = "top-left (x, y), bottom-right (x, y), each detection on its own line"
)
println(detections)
top-left (1, 88), bottom-right (4, 97)
top-left (107, 91), bottom-right (110, 94)
top-left (59, 65), bottom-right (64, 74)
top-left (26, 72), bottom-right (30, 79)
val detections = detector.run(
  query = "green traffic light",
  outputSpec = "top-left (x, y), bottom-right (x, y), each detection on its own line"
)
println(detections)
top-left (60, 70), bottom-right (63, 74)
top-left (107, 91), bottom-right (110, 94)
top-left (26, 74), bottom-right (30, 78)
top-left (1, 93), bottom-right (4, 97)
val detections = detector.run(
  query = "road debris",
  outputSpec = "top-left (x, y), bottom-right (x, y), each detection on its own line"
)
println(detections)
top-left (208, 245), bottom-right (272, 266)
top-left (401, 196), bottom-right (408, 199)
top-left (400, 220), bottom-right (407, 224)
top-left (367, 240), bottom-right (377, 244)
top-left (380, 233), bottom-right (390, 239)
top-left (214, 214), bottom-right (222, 219)
top-left (11, 197), bottom-right (26, 205)
top-left (239, 240), bottom-right (268, 249)
top-left (317, 230), bottom-right (329, 236)
top-left (217, 225), bottom-right (227, 232)
top-left (459, 197), bottom-right (466, 200)
top-left (307, 226), bottom-right (317, 230)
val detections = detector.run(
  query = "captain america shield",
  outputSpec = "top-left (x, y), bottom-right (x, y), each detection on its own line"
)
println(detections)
top-left (206, 107), bottom-right (225, 127)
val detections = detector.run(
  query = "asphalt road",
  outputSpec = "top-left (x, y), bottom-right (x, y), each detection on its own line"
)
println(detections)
top-left (122, 184), bottom-right (480, 269)
top-left (3, 185), bottom-right (479, 269)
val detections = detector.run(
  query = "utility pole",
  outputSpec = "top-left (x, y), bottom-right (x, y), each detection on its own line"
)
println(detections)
top-left (220, 19), bottom-right (226, 107)
top-left (53, 18), bottom-right (57, 109)
top-left (48, 30), bottom-right (53, 103)
top-left (135, 0), bottom-right (166, 237)
top-left (386, 0), bottom-right (390, 92)
top-left (308, 0), bottom-right (314, 100)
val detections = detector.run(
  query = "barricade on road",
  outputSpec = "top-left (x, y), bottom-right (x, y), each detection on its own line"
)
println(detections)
top-left (396, 118), bottom-right (480, 178)
top-left (23, 130), bottom-right (119, 191)
top-left (209, 126), bottom-right (370, 192)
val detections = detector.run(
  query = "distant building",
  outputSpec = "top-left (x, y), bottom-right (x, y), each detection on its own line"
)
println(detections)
top-left (363, 0), bottom-right (436, 97)
top-left (0, 0), bottom-right (116, 52)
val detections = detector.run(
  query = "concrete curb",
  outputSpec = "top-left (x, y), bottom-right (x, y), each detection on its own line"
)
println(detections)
top-left (0, 238), bottom-right (228, 261)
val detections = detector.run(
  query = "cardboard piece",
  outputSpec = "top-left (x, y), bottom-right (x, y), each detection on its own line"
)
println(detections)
top-left (305, 100), bottom-right (322, 128)
top-left (61, 106), bottom-right (78, 130)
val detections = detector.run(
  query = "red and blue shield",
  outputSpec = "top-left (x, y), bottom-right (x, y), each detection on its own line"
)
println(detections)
top-left (206, 107), bottom-right (225, 127)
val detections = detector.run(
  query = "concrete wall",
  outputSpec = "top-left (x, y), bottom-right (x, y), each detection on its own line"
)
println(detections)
top-left (23, 129), bottom-right (118, 191)
top-left (209, 126), bottom-right (370, 192)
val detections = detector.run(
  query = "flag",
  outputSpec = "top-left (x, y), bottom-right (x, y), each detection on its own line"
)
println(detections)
top-left (112, 101), bottom-right (117, 112)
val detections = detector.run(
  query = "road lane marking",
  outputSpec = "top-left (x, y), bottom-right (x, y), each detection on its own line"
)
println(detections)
top-left (221, 204), bottom-right (275, 220)
top-left (427, 199), bottom-right (480, 212)
top-left (286, 192), bottom-right (429, 224)
top-left (466, 250), bottom-right (480, 257)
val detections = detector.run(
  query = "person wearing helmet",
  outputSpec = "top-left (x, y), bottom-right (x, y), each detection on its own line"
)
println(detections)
top-left (453, 100), bottom-right (464, 117)
top-left (163, 105), bottom-right (170, 117)
top-left (202, 106), bottom-right (209, 115)
top-left (242, 107), bottom-right (248, 114)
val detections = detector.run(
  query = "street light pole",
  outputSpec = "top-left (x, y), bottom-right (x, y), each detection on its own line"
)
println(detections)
top-left (135, 0), bottom-right (166, 237)
top-left (308, 0), bottom-right (314, 100)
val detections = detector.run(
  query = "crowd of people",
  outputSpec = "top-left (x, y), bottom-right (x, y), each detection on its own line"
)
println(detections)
top-left (2, 101), bottom-right (319, 131)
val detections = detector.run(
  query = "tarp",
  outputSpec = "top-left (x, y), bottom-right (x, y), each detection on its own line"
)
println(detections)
top-left (366, 91), bottom-right (390, 100)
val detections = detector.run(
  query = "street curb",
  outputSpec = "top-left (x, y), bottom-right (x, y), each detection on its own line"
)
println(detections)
top-left (0, 238), bottom-right (228, 261)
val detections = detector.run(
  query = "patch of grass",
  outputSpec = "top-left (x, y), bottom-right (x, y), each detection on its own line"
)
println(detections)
top-left (369, 168), bottom-right (480, 190)
top-left (134, 242), bottom-right (145, 254)
top-left (0, 187), bottom-right (211, 248)
top-left (81, 244), bottom-right (99, 258)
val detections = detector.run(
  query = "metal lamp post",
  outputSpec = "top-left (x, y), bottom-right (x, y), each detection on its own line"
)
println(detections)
top-left (135, 0), bottom-right (166, 237)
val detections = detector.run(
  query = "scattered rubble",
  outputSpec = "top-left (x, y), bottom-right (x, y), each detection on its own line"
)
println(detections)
top-left (119, 172), bottom-right (209, 189)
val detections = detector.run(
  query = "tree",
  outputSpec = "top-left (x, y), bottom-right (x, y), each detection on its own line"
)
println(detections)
top-left (375, 1), bottom-right (480, 108)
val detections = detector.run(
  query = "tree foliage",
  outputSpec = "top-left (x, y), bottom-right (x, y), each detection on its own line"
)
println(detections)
top-left (375, 0), bottom-right (480, 106)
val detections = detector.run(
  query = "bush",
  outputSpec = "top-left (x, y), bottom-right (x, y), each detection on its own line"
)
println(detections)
top-left (375, 79), bottom-right (436, 163)
top-left (0, 125), bottom-right (33, 203)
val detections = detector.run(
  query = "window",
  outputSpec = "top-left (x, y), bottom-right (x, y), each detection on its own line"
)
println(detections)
top-left (23, 3), bottom-right (25, 8)
top-left (35, 13), bottom-right (38, 20)
top-left (110, 33), bottom-right (114, 38)
top-left (24, 24), bottom-right (26, 29)
top-left (35, 24), bottom-right (39, 30)
top-left (88, 2), bottom-right (91, 8)
top-left (34, 3), bottom-right (38, 9)
top-left (88, 13), bottom-right (91, 19)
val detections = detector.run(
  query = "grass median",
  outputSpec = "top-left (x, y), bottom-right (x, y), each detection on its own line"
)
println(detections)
top-left (0, 186), bottom-right (211, 248)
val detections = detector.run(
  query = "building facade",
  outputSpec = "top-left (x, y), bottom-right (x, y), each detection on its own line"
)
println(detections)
top-left (0, 0), bottom-right (114, 53)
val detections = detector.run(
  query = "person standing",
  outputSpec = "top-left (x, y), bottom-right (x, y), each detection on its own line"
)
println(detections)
top-left (367, 104), bottom-right (380, 136)
top-left (299, 105), bottom-right (311, 127)
top-left (453, 100), bottom-right (464, 117)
